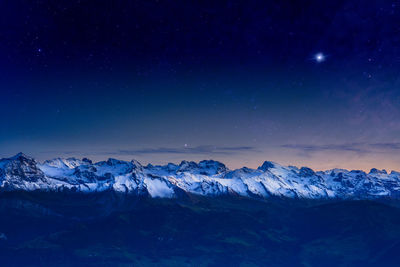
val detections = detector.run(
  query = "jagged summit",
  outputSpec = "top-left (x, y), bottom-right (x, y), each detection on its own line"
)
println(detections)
top-left (369, 168), bottom-right (388, 175)
top-left (1, 153), bottom-right (400, 200)
top-left (258, 161), bottom-right (275, 171)
top-left (9, 152), bottom-right (35, 161)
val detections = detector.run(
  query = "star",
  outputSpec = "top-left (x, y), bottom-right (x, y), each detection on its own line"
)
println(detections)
top-left (315, 52), bottom-right (325, 63)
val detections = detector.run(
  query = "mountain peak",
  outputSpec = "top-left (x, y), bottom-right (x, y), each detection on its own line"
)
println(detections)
top-left (82, 158), bottom-right (92, 164)
top-left (299, 167), bottom-right (316, 177)
top-left (106, 158), bottom-right (126, 166)
top-left (258, 161), bottom-right (276, 171)
top-left (198, 160), bottom-right (228, 174)
top-left (10, 152), bottom-right (34, 161)
top-left (178, 160), bottom-right (198, 172)
top-left (15, 152), bottom-right (26, 156)
top-left (369, 168), bottom-right (388, 175)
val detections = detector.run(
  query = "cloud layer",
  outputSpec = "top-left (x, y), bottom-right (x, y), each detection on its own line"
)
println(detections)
top-left (282, 142), bottom-right (400, 156)
top-left (116, 145), bottom-right (258, 155)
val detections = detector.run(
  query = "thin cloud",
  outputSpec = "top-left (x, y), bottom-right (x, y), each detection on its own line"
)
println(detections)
top-left (116, 145), bottom-right (259, 155)
top-left (369, 142), bottom-right (400, 150)
top-left (215, 146), bottom-right (256, 151)
top-left (282, 142), bottom-right (400, 156)
top-left (281, 143), bottom-right (369, 155)
top-left (39, 150), bottom-right (82, 155)
top-left (36, 146), bottom-right (259, 158)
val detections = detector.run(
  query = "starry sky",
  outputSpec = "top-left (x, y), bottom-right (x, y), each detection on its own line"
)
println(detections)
top-left (2, 0), bottom-right (400, 171)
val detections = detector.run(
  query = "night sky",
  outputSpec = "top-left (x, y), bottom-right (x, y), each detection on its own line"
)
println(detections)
top-left (2, 0), bottom-right (400, 171)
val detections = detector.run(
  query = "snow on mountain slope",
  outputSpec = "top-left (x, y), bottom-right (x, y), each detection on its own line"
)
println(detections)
top-left (1, 153), bottom-right (400, 200)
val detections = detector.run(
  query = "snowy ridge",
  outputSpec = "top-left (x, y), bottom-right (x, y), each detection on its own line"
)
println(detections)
top-left (1, 153), bottom-right (400, 199)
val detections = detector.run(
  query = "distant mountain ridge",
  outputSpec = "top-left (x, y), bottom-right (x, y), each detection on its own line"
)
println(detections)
top-left (1, 152), bottom-right (400, 199)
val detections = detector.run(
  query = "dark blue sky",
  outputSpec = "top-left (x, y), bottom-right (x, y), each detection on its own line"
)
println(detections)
top-left (1, 0), bottom-right (400, 170)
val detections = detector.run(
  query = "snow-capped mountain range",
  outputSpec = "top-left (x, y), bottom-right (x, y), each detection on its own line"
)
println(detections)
top-left (1, 152), bottom-right (400, 200)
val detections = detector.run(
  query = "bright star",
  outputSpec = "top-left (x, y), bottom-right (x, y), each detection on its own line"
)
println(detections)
top-left (315, 53), bottom-right (325, 62)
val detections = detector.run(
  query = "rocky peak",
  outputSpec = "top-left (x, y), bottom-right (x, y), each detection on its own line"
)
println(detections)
top-left (198, 160), bottom-right (227, 175)
top-left (130, 159), bottom-right (143, 171)
top-left (369, 168), bottom-right (388, 175)
top-left (9, 152), bottom-right (34, 162)
top-left (258, 161), bottom-right (275, 171)
top-left (82, 158), bottom-right (92, 164)
top-left (2, 153), bottom-right (45, 183)
top-left (299, 167), bottom-right (316, 177)
top-left (178, 161), bottom-right (199, 172)
top-left (164, 163), bottom-right (178, 172)
top-left (106, 158), bottom-right (126, 166)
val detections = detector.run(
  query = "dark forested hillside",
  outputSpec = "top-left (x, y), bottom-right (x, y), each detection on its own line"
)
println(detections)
top-left (1, 192), bottom-right (400, 266)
